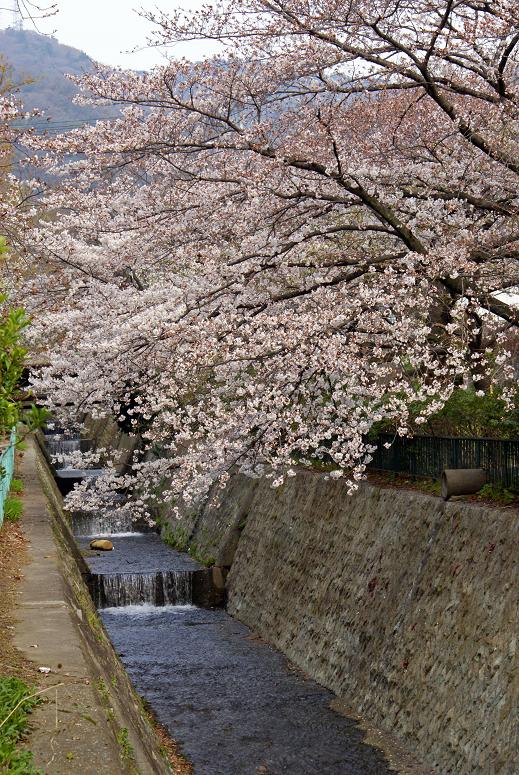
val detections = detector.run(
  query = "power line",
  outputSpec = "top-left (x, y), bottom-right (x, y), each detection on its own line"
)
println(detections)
top-left (12, 116), bottom-right (123, 132)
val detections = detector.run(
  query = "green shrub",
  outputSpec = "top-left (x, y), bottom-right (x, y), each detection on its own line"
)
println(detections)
top-left (423, 387), bottom-right (519, 439)
top-left (478, 484), bottom-right (518, 504)
top-left (0, 291), bottom-right (48, 438)
top-left (4, 497), bottom-right (22, 522)
top-left (370, 386), bottom-right (519, 440)
top-left (0, 676), bottom-right (42, 774)
top-left (9, 478), bottom-right (23, 494)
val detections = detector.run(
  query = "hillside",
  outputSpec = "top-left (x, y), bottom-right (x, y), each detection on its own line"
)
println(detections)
top-left (0, 27), bottom-right (118, 126)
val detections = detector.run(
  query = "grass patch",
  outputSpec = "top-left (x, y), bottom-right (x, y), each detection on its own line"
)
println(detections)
top-left (161, 523), bottom-right (189, 552)
top-left (0, 676), bottom-right (42, 774)
top-left (9, 479), bottom-right (23, 494)
top-left (417, 479), bottom-right (442, 496)
top-left (3, 498), bottom-right (23, 523)
top-left (116, 727), bottom-right (134, 761)
top-left (187, 542), bottom-right (215, 568)
top-left (95, 678), bottom-right (110, 706)
top-left (477, 483), bottom-right (518, 505)
top-left (161, 522), bottom-right (215, 566)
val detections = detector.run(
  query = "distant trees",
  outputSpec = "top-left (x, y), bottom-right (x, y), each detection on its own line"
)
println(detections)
top-left (20, 0), bottom-right (519, 515)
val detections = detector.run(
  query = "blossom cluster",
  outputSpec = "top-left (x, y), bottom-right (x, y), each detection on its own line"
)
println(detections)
top-left (14, 0), bottom-right (519, 517)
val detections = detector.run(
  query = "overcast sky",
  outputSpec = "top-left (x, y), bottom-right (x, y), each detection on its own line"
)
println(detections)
top-left (0, 1), bottom-right (216, 69)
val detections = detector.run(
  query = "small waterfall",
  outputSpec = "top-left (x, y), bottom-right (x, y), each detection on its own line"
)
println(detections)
top-left (90, 570), bottom-right (193, 608)
top-left (46, 438), bottom-right (81, 456)
top-left (46, 435), bottom-right (93, 471)
top-left (42, 427), bottom-right (70, 437)
top-left (71, 510), bottom-right (137, 537)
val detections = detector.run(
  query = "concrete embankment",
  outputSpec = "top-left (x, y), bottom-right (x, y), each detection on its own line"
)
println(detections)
top-left (38, 428), bottom-right (417, 774)
top-left (21, 438), bottom-right (171, 774)
top-left (164, 471), bottom-right (518, 775)
top-left (46, 417), bottom-right (518, 773)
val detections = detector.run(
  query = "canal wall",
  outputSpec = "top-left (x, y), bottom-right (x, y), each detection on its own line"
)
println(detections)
top-left (180, 471), bottom-right (517, 775)
top-left (78, 418), bottom-right (518, 773)
top-left (34, 436), bottom-right (174, 775)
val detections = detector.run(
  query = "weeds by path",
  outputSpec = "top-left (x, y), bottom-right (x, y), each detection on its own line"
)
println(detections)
top-left (0, 520), bottom-right (35, 681)
top-left (0, 676), bottom-right (42, 773)
top-left (0, 465), bottom-right (42, 773)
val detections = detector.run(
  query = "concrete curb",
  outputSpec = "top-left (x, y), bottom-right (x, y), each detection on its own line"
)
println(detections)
top-left (16, 436), bottom-right (172, 775)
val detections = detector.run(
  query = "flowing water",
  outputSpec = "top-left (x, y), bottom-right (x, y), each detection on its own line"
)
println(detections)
top-left (78, 534), bottom-right (200, 610)
top-left (90, 570), bottom-right (193, 607)
top-left (101, 605), bottom-right (396, 775)
top-left (46, 435), bottom-right (81, 469)
top-left (71, 510), bottom-right (138, 537)
top-left (78, 530), bottom-right (398, 774)
top-left (46, 437), bottom-right (82, 455)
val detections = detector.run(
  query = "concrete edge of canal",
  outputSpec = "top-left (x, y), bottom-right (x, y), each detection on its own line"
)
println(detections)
top-left (18, 435), bottom-right (176, 775)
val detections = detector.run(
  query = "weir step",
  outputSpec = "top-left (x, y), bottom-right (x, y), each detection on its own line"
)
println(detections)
top-left (42, 429), bottom-right (225, 608)
top-left (88, 567), bottom-right (222, 609)
top-left (71, 511), bottom-right (144, 537)
top-left (89, 570), bottom-right (194, 608)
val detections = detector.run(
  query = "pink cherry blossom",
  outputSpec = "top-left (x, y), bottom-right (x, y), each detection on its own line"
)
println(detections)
top-left (11, 0), bottom-right (519, 518)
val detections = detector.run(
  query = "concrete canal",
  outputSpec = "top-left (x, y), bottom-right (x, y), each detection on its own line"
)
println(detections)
top-left (101, 605), bottom-right (395, 775)
top-left (46, 431), bottom-right (412, 774)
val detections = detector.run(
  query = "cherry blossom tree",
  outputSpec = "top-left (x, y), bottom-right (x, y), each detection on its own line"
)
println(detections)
top-left (20, 0), bottom-right (519, 516)
top-left (0, 78), bottom-right (31, 244)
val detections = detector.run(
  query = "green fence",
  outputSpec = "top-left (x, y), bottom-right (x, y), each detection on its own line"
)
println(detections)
top-left (368, 434), bottom-right (519, 488)
top-left (0, 427), bottom-right (17, 528)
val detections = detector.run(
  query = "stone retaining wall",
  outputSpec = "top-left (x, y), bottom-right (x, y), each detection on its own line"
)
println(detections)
top-left (81, 417), bottom-right (518, 773)
top-left (213, 472), bottom-right (518, 775)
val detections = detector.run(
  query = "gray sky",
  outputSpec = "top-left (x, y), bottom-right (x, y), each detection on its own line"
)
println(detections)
top-left (0, 1), bottom-right (217, 69)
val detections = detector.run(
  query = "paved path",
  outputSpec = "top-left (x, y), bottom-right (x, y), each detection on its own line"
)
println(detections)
top-left (13, 440), bottom-right (126, 774)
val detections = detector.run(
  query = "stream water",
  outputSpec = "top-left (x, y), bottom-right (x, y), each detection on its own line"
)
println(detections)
top-left (47, 433), bottom-right (399, 775)
top-left (101, 605), bottom-right (394, 775)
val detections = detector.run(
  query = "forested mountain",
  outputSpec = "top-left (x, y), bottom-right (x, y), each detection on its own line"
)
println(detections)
top-left (0, 27), bottom-right (118, 127)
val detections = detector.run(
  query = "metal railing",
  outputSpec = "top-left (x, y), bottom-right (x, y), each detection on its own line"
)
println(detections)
top-left (368, 433), bottom-right (519, 488)
top-left (0, 427), bottom-right (17, 527)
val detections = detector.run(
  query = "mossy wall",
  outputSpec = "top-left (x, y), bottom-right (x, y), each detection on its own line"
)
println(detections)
top-left (217, 472), bottom-right (518, 775)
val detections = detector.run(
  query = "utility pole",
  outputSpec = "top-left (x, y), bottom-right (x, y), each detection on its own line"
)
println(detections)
top-left (11, 1), bottom-right (23, 31)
